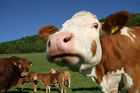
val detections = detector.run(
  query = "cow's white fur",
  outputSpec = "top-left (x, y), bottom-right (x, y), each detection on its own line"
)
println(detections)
top-left (136, 90), bottom-right (139, 93)
top-left (121, 27), bottom-right (136, 42)
top-left (100, 68), bottom-right (133, 93)
top-left (100, 68), bottom-right (124, 93)
top-left (123, 73), bottom-right (134, 89)
top-left (53, 11), bottom-right (102, 76)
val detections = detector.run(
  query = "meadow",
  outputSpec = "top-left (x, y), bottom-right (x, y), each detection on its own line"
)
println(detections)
top-left (0, 53), bottom-right (126, 93)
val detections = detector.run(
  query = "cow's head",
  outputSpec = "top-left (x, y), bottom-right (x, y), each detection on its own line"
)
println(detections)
top-left (38, 11), bottom-right (130, 76)
top-left (49, 68), bottom-right (58, 74)
top-left (11, 56), bottom-right (34, 76)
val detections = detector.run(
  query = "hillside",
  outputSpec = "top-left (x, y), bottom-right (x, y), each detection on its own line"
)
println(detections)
top-left (0, 35), bottom-right (46, 54)
top-left (0, 13), bottom-right (140, 54)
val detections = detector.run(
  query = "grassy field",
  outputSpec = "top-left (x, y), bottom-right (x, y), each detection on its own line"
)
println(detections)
top-left (0, 53), bottom-right (126, 93)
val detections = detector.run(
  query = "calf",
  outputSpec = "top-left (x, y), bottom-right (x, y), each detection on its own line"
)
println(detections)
top-left (0, 56), bottom-right (33, 93)
top-left (49, 68), bottom-right (71, 88)
top-left (38, 11), bottom-right (140, 93)
top-left (36, 72), bottom-right (66, 93)
top-left (18, 72), bottom-right (38, 92)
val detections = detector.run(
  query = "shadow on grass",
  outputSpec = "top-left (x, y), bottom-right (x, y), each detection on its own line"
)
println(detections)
top-left (8, 91), bottom-right (28, 93)
top-left (72, 87), bottom-right (101, 92)
top-left (13, 87), bottom-right (60, 92)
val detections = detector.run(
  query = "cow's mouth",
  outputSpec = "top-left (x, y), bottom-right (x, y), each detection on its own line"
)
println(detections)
top-left (48, 53), bottom-right (82, 67)
top-left (49, 53), bottom-right (80, 59)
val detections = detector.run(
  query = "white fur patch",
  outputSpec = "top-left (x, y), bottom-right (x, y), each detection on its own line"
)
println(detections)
top-left (100, 68), bottom-right (134, 93)
top-left (55, 11), bottom-right (102, 75)
top-left (136, 90), bottom-right (139, 93)
top-left (100, 68), bottom-right (124, 93)
top-left (123, 73), bottom-right (133, 88)
top-left (121, 27), bottom-right (136, 42)
top-left (34, 75), bottom-right (38, 80)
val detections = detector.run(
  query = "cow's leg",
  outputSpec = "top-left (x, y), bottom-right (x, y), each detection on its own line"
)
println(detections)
top-left (59, 81), bottom-right (64, 93)
top-left (100, 73), bottom-right (122, 93)
top-left (60, 87), bottom-right (63, 93)
top-left (68, 78), bottom-right (71, 88)
top-left (64, 86), bottom-right (66, 93)
top-left (32, 81), bottom-right (37, 92)
top-left (45, 84), bottom-right (50, 93)
top-left (48, 86), bottom-right (50, 92)
top-left (18, 82), bottom-right (23, 91)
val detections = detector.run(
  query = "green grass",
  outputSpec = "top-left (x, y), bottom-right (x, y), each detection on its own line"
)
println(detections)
top-left (0, 53), bottom-right (126, 93)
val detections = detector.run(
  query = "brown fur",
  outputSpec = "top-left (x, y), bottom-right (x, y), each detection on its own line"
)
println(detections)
top-left (38, 25), bottom-right (58, 40)
top-left (38, 11), bottom-right (140, 93)
top-left (64, 71), bottom-right (71, 88)
top-left (49, 68), bottom-right (71, 88)
top-left (0, 56), bottom-right (33, 93)
top-left (37, 72), bottom-right (66, 93)
top-left (95, 11), bottom-right (140, 93)
top-left (18, 72), bottom-right (38, 92)
top-left (91, 41), bottom-right (97, 57)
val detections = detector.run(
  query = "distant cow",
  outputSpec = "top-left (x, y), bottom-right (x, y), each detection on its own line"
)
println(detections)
top-left (36, 71), bottom-right (66, 93)
top-left (49, 68), bottom-right (71, 88)
top-left (0, 56), bottom-right (33, 93)
top-left (38, 11), bottom-right (140, 93)
top-left (18, 72), bottom-right (38, 92)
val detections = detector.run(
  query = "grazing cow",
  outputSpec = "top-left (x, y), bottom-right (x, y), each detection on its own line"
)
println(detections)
top-left (49, 68), bottom-right (71, 88)
top-left (36, 72), bottom-right (66, 93)
top-left (18, 72), bottom-right (38, 92)
top-left (38, 11), bottom-right (140, 93)
top-left (0, 56), bottom-right (33, 93)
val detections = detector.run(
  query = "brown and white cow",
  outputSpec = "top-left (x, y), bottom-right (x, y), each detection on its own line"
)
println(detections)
top-left (36, 72), bottom-right (66, 93)
top-left (0, 56), bottom-right (34, 93)
top-left (49, 68), bottom-right (71, 88)
top-left (18, 72), bottom-right (38, 92)
top-left (38, 11), bottom-right (140, 93)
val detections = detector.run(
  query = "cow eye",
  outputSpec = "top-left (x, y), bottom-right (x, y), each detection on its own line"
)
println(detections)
top-left (93, 23), bottom-right (98, 29)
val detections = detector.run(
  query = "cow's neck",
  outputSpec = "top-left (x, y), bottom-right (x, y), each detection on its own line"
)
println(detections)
top-left (95, 33), bottom-right (123, 83)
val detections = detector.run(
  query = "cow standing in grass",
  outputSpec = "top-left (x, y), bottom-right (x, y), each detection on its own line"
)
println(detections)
top-left (49, 68), bottom-right (71, 88)
top-left (38, 11), bottom-right (140, 93)
top-left (0, 56), bottom-right (33, 93)
top-left (18, 72), bottom-right (38, 92)
top-left (36, 72), bottom-right (66, 93)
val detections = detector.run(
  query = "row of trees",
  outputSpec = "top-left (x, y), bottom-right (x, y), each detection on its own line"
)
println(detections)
top-left (0, 35), bottom-right (46, 54)
top-left (0, 13), bottom-right (140, 54)
top-left (100, 13), bottom-right (140, 27)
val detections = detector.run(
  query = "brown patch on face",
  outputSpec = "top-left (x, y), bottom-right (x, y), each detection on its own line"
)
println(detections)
top-left (91, 41), bottom-right (97, 56)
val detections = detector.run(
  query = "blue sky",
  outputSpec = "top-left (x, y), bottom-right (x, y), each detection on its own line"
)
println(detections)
top-left (0, 0), bottom-right (140, 43)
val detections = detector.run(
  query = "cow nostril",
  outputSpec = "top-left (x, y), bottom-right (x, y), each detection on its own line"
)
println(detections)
top-left (63, 36), bottom-right (72, 43)
top-left (48, 40), bottom-right (51, 47)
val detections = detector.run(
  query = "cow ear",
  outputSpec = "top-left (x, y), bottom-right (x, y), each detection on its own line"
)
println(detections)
top-left (38, 25), bottom-right (58, 41)
top-left (29, 62), bottom-right (34, 66)
top-left (13, 61), bottom-right (21, 68)
top-left (102, 11), bottom-right (130, 35)
top-left (13, 61), bottom-right (17, 66)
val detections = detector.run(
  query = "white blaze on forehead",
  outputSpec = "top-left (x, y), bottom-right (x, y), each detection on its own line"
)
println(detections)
top-left (121, 27), bottom-right (136, 42)
top-left (56, 11), bottom-right (102, 74)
